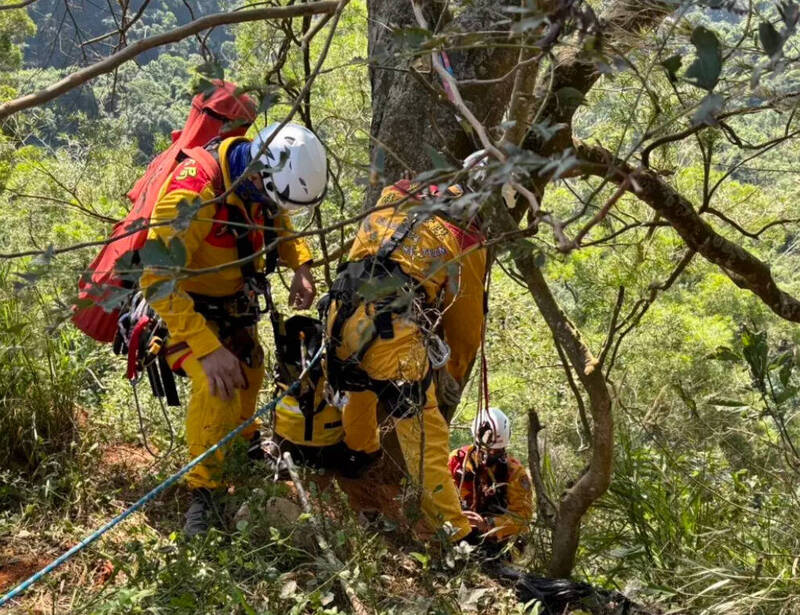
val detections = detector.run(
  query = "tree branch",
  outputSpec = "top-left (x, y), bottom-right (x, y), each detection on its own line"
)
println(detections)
top-left (0, 0), bottom-right (37, 11)
top-left (575, 140), bottom-right (800, 323)
top-left (525, 0), bottom-right (674, 156)
top-left (527, 409), bottom-right (557, 529)
top-left (0, 1), bottom-right (340, 121)
top-left (283, 454), bottom-right (370, 615)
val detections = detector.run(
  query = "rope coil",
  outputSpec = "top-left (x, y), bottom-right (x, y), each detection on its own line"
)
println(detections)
top-left (0, 345), bottom-right (324, 610)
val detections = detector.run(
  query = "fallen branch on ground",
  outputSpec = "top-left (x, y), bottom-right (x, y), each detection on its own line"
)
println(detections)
top-left (282, 453), bottom-right (370, 615)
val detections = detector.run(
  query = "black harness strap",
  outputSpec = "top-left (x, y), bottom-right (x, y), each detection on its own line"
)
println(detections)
top-left (376, 212), bottom-right (420, 261)
top-left (303, 398), bottom-right (327, 442)
top-left (204, 138), bottom-right (280, 278)
top-left (325, 210), bottom-right (436, 404)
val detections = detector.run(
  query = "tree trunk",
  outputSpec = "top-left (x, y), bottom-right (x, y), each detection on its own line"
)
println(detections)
top-left (366, 0), bottom-right (518, 207)
top-left (364, 0), bottom-right (663, 578)
top-left (511, 245), bottom-right (613, 577)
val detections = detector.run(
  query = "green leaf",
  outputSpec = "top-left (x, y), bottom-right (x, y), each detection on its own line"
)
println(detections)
top-left (358, 276), bottom-right (406, 303)
top-left (692, 92), bottom-right (723, 126)
top-left (685, 26), bottom-right (722, 91)
top-left (423, 144), bottom-right (452, 170)
top-left (139, 237), bottom-right (173, 268)
top-left (673, 381), bottom-right (697, 416)
top-left (742, 328), bottom-right (768, 381)
top-left (774, 386), bottom-right (797, 405)
top-left (392, 27), bottom-right (431, 50)
top-left (660, 54), bottom-right (682, 83)
top-left (33, 244), bottom-right (55, 267)
top-left (555, 87), bottom-right (586, 112)
top-left (168, 237), bottom-right (187, 267)
top-left (173, 197), bottom-right (204, 232)
top-left (758, 22), bottom-right (782, 58)
top-left (409, 551), bottom-right (430, 568)
top-left (708, 398), bottom-right (748, 407)
top-left (98, 285), bottom-right (135, 312)
top-left (709, 346), bottom-right (741, 362)
top-left (257, 90), bottom-right (279, 115)
top-left (143, 279), bottom-right (176, 303)
top-left (232, 587), bottom-right (256, 615)
top-left (196, 60), bottom-right (224, 83)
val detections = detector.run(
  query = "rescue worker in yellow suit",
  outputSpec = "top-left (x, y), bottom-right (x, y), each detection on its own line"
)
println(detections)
top-left (140, 123), bottom-right (328, 537)
top-left (269, 314), bottom-right (347, 472)
top-left (324, 171), bottom-right (487, 542)
top-left (449, 407), bottom-right (534, 545)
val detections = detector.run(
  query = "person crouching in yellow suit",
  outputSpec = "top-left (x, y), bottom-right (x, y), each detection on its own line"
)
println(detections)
top-left (449, 407), bottom-right (533, 546)
top-left (323, 172), bottom-right (488, 543)
top-left (268, 314), bottom-right (347, 473)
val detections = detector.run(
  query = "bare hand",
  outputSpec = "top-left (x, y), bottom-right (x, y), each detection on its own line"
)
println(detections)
top-left (199, 346), bottom-right (246, 401)
top-left (289, 262), bottom-right (316, 310)
top-left (463, 510), bottom-right (491, 533)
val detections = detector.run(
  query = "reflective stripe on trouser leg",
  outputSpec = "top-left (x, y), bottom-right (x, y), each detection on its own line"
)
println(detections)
top-left (171, 349), bottom-right (265, 490)
top-left (394, 385), bottom-right (472, 541)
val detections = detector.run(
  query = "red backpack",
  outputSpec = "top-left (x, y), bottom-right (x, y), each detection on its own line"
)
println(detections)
top-left (72, 80), bottom-right (256, 342)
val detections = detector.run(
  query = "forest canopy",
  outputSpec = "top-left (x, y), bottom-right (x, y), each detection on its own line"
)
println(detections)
top-left (1, 1), bottom-right (800, 613)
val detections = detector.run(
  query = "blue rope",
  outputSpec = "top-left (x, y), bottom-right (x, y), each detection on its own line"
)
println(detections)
top-left (0, 345), bottom-right (323, 610)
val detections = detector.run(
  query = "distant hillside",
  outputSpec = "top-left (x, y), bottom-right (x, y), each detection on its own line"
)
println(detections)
top-left (23, 0), bottom-right (231, 69)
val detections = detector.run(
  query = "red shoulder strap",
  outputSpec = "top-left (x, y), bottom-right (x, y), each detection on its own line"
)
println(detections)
top-left (182, 147), bottom-right (224, 195)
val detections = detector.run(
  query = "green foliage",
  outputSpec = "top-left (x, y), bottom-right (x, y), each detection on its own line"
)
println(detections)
top-left (685, 26), bottom-right (722, 91)
top-left (0, 266), bottom-right (85, 469)
top-left (2, 1), bottom-right (800, 613)
top-left (0, 5), bottom-right (34, 75)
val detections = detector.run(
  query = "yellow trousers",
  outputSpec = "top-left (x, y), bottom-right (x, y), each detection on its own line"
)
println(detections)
top-left (167, 325), bottom-right (264, 490)
top-left (332, 305), bottom-right (471, 540)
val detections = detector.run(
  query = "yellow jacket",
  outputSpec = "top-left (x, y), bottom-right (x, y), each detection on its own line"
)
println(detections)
top-left (346, 180), bottom-right (487, 385)
top-left (140, 137), bottom-right (312, 359)
top-left (449, 444), bottom-right (534, 540)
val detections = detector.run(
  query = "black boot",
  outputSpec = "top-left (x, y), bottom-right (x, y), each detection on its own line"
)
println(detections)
top-left (338, 448), bottom-right (382, 479)
top-left (183, 488), bottom-right (222, 538)
top-left (247, 431), bottom-right (265, 463)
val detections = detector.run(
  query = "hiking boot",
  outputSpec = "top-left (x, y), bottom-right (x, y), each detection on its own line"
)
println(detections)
top-left (339, 448), bottom-right (382, 479)
top-left (183, 488), bottom-right (222, 538)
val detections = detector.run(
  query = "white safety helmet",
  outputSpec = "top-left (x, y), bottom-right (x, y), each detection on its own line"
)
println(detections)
top-left (472, 407), bottom-right (511, 450)
top-left (462, 149), bottom-right (488, 192)
top-left (249, 122), bottom-right (328, 210)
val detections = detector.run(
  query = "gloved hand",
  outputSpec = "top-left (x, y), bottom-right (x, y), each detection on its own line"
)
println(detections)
top-left (435, 367), bottom-right (462, 416)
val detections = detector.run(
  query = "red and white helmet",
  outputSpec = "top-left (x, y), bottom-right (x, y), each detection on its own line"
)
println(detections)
top-left (250, 122), bottom-right (328, 210)
top-left (472, 407), bottom-right (511, 450)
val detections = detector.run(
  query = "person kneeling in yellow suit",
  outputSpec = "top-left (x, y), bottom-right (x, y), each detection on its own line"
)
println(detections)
top-left (269, 314), bottom-right (347, 472)
top-left (449, 407), bottom-right (533, 545)
top-left (323, 166), bottom-right (488, 542)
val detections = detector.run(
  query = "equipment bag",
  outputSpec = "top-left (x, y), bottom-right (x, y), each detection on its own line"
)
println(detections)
top-left (72, 80), bottom-right (256, 342)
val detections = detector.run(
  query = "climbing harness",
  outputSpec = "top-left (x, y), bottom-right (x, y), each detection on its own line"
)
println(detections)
top-left (0, 346), bottom-right (324, 610)
top-left (324, 209), bottom-right (448, 419)
top-left (110, 137), bottom-right (287, 458)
